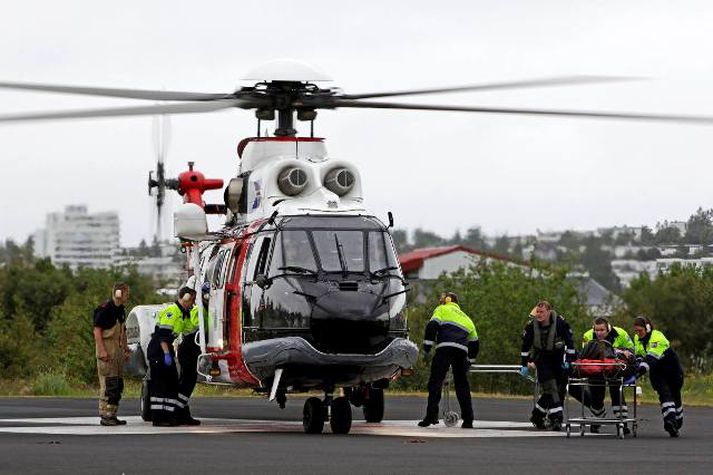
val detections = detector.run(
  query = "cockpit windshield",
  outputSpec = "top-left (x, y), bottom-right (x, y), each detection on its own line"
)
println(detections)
top-left (269, 219), bottom-right (398, 276)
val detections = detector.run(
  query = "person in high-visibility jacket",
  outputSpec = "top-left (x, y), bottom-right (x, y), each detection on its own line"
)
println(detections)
top-left (418, 292), bottom-right (479, 429)
top-left (570, 316), bottom-right (634, 434)
top-left (146, 287), bottom-right (196, 427)
top-left (175, 282), bottom-right (211, 426)
top-left (633, 316), bottom-right (684, 437)
top-left (520, 300), bottom-right (576, 431)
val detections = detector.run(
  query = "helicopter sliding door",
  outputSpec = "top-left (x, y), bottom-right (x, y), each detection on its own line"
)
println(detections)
top-left (241, 232), bottom-right (273, 342)
top-left (205, 243), bottom-right (234, 351)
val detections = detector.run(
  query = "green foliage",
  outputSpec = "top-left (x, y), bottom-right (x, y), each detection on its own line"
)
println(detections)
top-left (31, 371), bottom-right (74, 396)
top-left (0, 258), bottom-right (162, 386)
top-left (0, 311), bottom-right (41, 378)
top-left (394, 259), bottom-right (589, 393)
top-left (685, 207), bottom-right (713, 245)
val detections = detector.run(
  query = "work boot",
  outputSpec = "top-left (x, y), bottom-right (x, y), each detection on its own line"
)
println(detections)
top-left (590, 424), bottom-right (601, 434)
top-left (622, 424), bottom-right (631, 436)
top-left (529, 410), bottom-right (546, 429)
top-left (100, 416), bottom-right (119, 426)
top-left (461, 420), bottom-right (474, 429)
top-left (112, 416), bottom-right (127, 425)
top-left (417, 418), bottom-right (439, 428)
top-left (549, 415), bottom-right (563, 432)
top-left (179, 407), bottom-right (201, 426)
top-left (664, 420), bottom-right (679, 438)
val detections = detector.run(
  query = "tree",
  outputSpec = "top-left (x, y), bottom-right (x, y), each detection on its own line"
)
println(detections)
top-left (654, 224), bottom-right (682, 245)
top-left (685, 207), bottom-right (713, 245)
top-left (492, 235), bottom-right (511, 256)
top-left (463, 227), bottom-right (487, 250)
top-left (640, 226), bottom-right (655, 245)
top-left (412, 228), bottom-right (445, 249)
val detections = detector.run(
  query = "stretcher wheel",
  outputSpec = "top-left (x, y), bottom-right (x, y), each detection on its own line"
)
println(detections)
top-left (633, 422), bottom-right (638, 438)
top-left (566, 424), bottom-right (571, 438)
top-left (616, 424), bottom-right (624, 439)
top-left (444, 411), bottom-right (459, 427)
top-left (579, 424), bottom-right (585, 437)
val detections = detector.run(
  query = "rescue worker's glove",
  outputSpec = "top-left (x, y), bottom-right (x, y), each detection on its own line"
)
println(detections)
top-left (467, 358), bottom-right (476, 368)
top-left (163, 353), bottom-right (173, 367)
top-left (636, 362), bottom-right (648, 378)
top-left (422, 350), bottom-right (431, 362)
top-left (519, 366), bottom-right (529, 378)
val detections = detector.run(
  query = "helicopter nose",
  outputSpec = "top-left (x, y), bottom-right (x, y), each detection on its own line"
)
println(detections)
top-left (310, 290), bottom-right (390, 352)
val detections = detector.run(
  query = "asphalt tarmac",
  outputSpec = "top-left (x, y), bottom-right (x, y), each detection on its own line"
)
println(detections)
top-left (0, 395), bottom-right (711, 474)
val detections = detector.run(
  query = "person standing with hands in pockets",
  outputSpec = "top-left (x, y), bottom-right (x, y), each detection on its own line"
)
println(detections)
top-left (93, 282), bottom-right (130, 426)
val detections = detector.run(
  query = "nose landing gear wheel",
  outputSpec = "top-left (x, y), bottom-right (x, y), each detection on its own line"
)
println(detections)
top-left (330, 397), bottom-right (352, 434)
top-left (303, 397), bottom-right (325, 434)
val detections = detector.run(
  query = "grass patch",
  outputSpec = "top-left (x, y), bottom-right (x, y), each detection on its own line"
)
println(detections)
top-left (30, 372), bottom-right (76, 396)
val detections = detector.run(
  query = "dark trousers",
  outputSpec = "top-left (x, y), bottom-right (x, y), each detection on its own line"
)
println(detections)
top-left (147, 338), bottom-right (179, 422)
top-left (177, 334), bottom-right (201, 416)
top-left (650, 364), bottom-right (684, 428)
top-left (569, 378), bottom-right (628, 418)
top-left (533, 357), bottom-right (566, 422)
top-left (425, 347), bottom-right (474, 422)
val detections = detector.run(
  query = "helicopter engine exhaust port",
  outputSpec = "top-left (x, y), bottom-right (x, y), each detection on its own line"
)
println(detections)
top-left (277, 166), bottom-right (308, 196)
top-left (323, 167), bottom-right (355, 196)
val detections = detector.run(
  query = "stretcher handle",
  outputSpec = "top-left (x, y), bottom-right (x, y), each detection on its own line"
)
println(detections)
top-left (468, 364), bottom-right (536, 383)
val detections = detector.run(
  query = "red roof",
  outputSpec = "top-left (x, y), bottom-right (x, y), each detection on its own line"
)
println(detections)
top-left (398, 245), bottom-right (511, 274)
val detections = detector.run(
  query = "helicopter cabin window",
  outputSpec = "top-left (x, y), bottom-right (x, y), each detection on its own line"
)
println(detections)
top-left (270, 230), bottom-right (317, 273)
top-left (253, 236), bottom-right (272, 279)
top-left (212, 249), bottom-right (230, 288)
top-left (312, 230), bottom-right (364, 272)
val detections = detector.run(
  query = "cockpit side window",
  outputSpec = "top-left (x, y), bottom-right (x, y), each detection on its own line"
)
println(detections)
top-left (271, 230), bottom-right (318, 273)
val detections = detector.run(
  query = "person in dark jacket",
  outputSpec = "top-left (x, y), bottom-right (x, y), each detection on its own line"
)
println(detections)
top-left (520, 300), bottom-right (576, 430)
top-left (146, 287), bottom-right (196, 427)
top-left (633, 316), bottom-right (685, 437)
top-left (418, 292), bottom-right (479, 429)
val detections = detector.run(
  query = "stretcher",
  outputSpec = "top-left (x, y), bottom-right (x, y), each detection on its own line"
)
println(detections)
top-left (441, 364), bottom-right (538, 427)
top-left (564, 360), bottom-right (639, 439)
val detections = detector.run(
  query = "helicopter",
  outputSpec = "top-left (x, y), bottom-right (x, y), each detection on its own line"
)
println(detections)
top-left (3, 60), bottom-right (713, 434)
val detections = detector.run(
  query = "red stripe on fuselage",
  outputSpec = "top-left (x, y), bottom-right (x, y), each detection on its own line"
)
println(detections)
top-left (225, 222), bottom-right (264, 386)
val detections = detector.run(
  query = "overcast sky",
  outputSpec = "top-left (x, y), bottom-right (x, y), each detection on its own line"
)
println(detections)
top-left (2, 0), bottom-right (713, 247)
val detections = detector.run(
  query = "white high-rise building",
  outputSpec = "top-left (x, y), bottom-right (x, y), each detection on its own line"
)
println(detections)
top-left (33, 205), bottom-right (120, 269)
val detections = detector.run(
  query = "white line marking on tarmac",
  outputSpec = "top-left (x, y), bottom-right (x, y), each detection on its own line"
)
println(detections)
top-left (0, 416), bottom-right (568, 438)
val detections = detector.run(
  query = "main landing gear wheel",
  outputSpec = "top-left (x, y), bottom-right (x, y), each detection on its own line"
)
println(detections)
top-left (363, 388), bottom-right (384, 423)
top-left (303, 397), bottom-right (325, 434)
top-left (330, 397), bottom-right (352, 434)
top-left (140, 378), bottom-right (152, 422)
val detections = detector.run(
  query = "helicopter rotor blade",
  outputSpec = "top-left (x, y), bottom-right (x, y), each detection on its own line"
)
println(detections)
top-left (329, 99), bottom-right (713, 125)
top-left (339, 75), bottom-right (640, 100)
top-left (0, 99), bottom-right (249, 123)
top-left (0, 80), bottom-right (232, 101)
